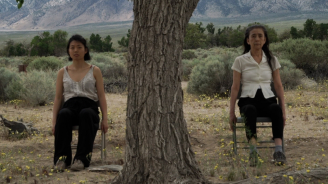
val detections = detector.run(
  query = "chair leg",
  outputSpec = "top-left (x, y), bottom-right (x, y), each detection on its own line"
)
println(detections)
top-left (101, 131), bottom-right (105, 163)
top-left (233, 126), bottom-right (237, 155)
top-left (282, 135), bottom-right (285, 153)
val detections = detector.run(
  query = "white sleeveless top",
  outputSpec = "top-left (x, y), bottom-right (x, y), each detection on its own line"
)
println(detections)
top-left (63, 65), bottom-right (98, 102)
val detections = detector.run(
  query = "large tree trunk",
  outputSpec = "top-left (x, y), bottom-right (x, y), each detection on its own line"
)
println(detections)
top-left (112, 0), bottom-right (207, 183)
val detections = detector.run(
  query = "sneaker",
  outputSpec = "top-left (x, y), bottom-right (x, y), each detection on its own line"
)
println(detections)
top-left (249, 151), bottom-right (260, 167)
top-left (71, 159), bottom-right (84, 171)
top-left (273, 151), bottom-right (286, 165)
top-left (54, 160), bottom-right (67, 171)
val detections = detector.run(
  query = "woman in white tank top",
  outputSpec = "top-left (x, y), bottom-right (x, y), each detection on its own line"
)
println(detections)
top-left (52, 35), bottom-right (108, 171)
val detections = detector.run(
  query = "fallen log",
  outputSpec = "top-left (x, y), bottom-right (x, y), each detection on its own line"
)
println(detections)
top-left (0, 114), bottom-right (39, 134)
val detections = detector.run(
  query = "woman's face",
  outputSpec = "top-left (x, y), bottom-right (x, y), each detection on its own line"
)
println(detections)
top-left (247, 28), bottom-right (266, 50)
top-left (69, 40), bottom-right (87, 61)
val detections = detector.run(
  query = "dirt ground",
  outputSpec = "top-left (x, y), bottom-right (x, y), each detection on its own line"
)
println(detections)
top-left (0, 82), bottom-right (328, 184)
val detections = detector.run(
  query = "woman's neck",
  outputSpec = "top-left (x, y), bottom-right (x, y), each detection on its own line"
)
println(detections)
top-left (250, 49), bottom-right (262, 58)
top-left (70, 60), bottom-right (89, 69)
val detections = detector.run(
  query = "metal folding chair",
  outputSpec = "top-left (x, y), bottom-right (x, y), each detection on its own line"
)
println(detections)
top-left (232, 117), bottom-right (284, 155)
top-left (71, 125), bottom-right (106, 162)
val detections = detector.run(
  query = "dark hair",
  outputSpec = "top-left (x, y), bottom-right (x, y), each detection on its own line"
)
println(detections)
top-left (243, 25), bottom-right (274, 71)
top-left (67, 34), bottom-right (91, 61)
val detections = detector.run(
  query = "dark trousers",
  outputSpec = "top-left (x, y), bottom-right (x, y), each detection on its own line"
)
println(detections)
top-left (54, 97), bottom-right (99, 167)
top-left (238, 89), bottom-right (283, 141)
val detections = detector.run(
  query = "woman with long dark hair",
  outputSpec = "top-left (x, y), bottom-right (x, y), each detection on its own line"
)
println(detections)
top-left (52, 34), bottom-right (108, 171)
top-left (229, 25), bottom-right (286, 166)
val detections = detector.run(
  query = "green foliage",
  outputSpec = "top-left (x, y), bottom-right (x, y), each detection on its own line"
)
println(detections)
top-left (31, 31), bottom-right (54, 56)
top-left (118, 29), bottom-right (130, 48)
top-left (0, 57), bottom-right (22, 68)
top-left (16, 0), bottom-right (24, 9)
top-left (290, 26), bottom-right (303, 39)
top-left (89, 53), bottom-right (127, 84)
top-left (90, 33), bottom-right (103, 52)
top-left (90, 33), bottom-right (115, 52)
top-left (0, 68), bottom-right (20, 100)
top-left (272, 38), bottom-right (328, 80)
top-left (4, 79), bottom-right (23, 100)
top-left (278, 29), bottom-right (291, 42)
top-left (187, 51), bottom-right (239, 95)
top-left (290, 19), bottom-right (328, 41)
top-left (195, 22), bottom-right (206, 33)
top-left (182, 50), bottom-right (197, 60)
top-left (206, 23), bottom-right (215, 34)
top-left (184, 23), bottom-right (207, 49)
top-left (27, 56), bottom-right (64, 71)
top-left (53, 30), bottom-right (68, 56)
top-left (19, 70), bottom-right (56, 106)
top-left (103, 35), bottom-right (115, 52)
top-left (279, 59), bottom-right (304, 90)
top-left (216, 26), bottom-right (245, 47)
top-left (315, 23), bottom-right (328, 40)
top-left (0, 40), bottom-right (27, 57)
top-left (303, 19), bottom-right (316, 39)
top-left (182, 58), bottom-right (201, 81)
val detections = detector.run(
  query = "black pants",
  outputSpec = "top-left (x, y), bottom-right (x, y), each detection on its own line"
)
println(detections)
top-left (238, 89), bottom-right (283, 141)
top-left (54, 97), bottom-right (99, 167)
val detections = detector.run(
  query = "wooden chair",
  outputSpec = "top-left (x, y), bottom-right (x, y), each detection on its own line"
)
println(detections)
top-left (232, 82), bottom-right (284, 154)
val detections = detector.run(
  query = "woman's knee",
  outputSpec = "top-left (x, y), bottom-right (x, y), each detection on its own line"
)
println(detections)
top-left (241, 105), bottom-right (257, 115)
top-left (269, 104), bottom-right (282, 114)
top-left (79, 108), bottom-right (98, 119)
top-left (58, 108), bottom-right (72, 118)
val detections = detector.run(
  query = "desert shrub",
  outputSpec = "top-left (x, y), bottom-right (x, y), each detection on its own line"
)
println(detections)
top-left (89, 54), bottom-right (127, 92)
top-left (21, 56), bottom-right (40, 65)
top-left (187, 51), bottom-right (239, 95)
top-left (279, 59), bottom-right (305, 90)
top-left (19, 70), bottom-right (56, 106)
top-left (27, 56), bottom-right (64, 71)
top-left (4, 79), bottom-right (23, 100)
top-left (182, 59), bottom-right (201, 81)
top-left (0, 67), bottom-right (21, 100)
top-left (0, 57), bottom-right (22, 68)
top-left (271, 38), bottom-right (328, 80)
top-left (182, 50), bottom-right (197, 60)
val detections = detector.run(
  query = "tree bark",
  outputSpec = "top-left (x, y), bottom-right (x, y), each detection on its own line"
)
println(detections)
top-left (112, 0), bottom-right (208, 183)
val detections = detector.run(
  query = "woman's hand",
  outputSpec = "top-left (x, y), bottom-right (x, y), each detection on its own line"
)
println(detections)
top-left (229, 113), bottom-right (237, 131)
top-left (101, 120), bottom-right (109, 133)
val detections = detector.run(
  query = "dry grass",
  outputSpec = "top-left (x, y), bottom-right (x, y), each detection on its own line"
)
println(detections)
top-left (0, 81), bottom-right (328, 183)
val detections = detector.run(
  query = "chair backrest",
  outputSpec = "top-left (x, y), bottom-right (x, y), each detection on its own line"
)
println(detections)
top-left (237, 81), bottom-right (277, 99)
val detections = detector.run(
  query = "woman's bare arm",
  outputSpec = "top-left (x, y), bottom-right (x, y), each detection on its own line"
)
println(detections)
top-left (272, 69), bottom-right (286, 127)
top-left (94, 66), bottom-right (108, 133)
top-left (52, 68), bottom-right (64, 135)
top-left (229, 70), bottom-right (241, 130)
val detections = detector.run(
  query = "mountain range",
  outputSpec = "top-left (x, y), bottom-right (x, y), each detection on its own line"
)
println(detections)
top-left (0, 0), bottom-right (327, 30)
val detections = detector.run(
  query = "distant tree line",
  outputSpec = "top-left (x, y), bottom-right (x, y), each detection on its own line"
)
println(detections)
top-left (184, 22), bottom-right (279, 49)
top-left (290, 19), bottom-right (328, 40)
top-left (0, 30), bottom-right (115, 57)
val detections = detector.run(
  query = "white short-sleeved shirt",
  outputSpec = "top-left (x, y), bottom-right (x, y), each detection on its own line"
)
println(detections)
top-left (231, 51), bottom-right (281, 99)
